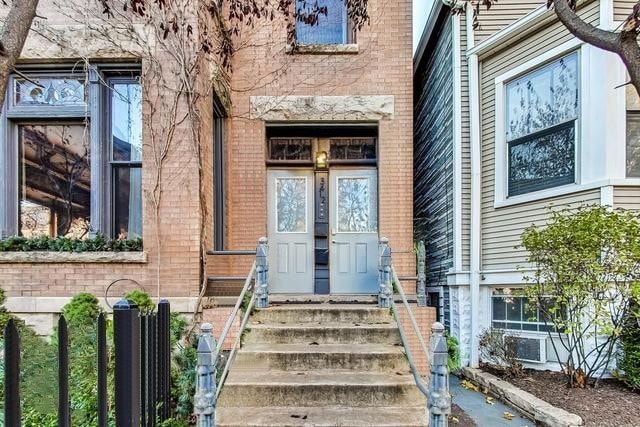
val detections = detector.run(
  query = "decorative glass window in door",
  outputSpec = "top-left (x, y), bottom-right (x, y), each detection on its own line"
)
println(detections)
top-left (505, 52), bottom-right (579, 197)
top-left (276, 177), bottom-right (307, 233)
top-left (337, 177), bottom-right (377, 232)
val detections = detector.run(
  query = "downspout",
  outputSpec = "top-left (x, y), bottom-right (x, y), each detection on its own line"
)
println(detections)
top-left (466, 4), bottom-right (481, 368)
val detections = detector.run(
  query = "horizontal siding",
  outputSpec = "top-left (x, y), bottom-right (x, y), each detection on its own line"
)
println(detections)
top-left (479, 1), bottom-right (601, 272)
top-left (460, 15), bottom-right (472, 270)
top-left (613, 186), bottom-right (640, 210)
top-left (475, 1), bottom-right (543, 43)
top-left (414, 18), bottom-right (454, 287)
top-left (614, 0), bottom-right (636, 21)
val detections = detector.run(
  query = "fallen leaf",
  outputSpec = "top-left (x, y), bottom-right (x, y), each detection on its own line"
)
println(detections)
top-left (485, 396), bottom-right (495, 405)
top-left (461, 379), bottom-right (481, 392)
top-left (503, 411), bottom-right (514, 420)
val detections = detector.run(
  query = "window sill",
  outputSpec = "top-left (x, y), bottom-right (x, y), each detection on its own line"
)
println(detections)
top-left (494, 182), bottom-right (588, 209)
top-left (286, 44), bottom-right (359, 55)
top-left (0, 251), bottom-right (148, 264)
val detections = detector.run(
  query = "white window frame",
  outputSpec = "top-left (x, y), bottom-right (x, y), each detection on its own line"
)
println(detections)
top-left (0, 65), bottom-right (141, 239)
top-left (494, 39), bottom-right (589, 208)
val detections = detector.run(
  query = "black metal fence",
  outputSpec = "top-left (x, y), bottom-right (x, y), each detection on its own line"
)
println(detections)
top-left (3, 299), bottom-right (172, 427)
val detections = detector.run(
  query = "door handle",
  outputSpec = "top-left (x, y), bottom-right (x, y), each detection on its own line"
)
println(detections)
top-left (332, 240), bottom-right (345, 244)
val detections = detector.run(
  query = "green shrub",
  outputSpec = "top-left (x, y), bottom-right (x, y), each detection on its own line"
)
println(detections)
top-left (0, 234), bottom-right (142, 252)
top-left (619, 302), bottom-right (640, 390)
top-left (124, 289), bottom-right (156, 314)
top-left (62, 293), bottom-right (103, 327)
top-left (445, 333), bottom-right (461, 373)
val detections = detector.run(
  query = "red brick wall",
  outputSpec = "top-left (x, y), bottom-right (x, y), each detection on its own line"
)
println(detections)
top-left (211, 0), bottom-right (415, 286)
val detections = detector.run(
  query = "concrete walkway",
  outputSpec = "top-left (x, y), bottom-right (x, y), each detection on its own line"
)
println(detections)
top-left (450, 375), bottom-right (532, 427)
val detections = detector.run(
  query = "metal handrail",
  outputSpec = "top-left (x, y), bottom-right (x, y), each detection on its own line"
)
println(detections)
top-left (214, 261), bottom-right (256, 359)
top-left (216, 292), bottom-right (256, 399)
top-left (211, 261), bottom-right (257, 400)
top-left (389, 265), bottom-right (430, 399)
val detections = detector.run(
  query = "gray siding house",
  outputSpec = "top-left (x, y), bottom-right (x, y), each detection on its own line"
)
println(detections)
top-left (415, 0), bottom-right (640, 369)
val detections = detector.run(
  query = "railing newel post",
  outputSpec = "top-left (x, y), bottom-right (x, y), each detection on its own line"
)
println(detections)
top-left (428, 321), bottom-right (451, 427)
top-left (378, 237), bottom-right (392, 308)
top-left (58, 315), bottom-right (70, 427)
top-left (4, 319), bottom-right (20, 427)
top-left (416, 240), bottom-right (427, 307)
top-left (255, 237), bottom-right (269, 309)
top-left (194, 322), bottom-right (217, 427)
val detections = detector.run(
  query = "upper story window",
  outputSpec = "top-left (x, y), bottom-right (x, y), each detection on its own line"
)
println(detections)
top-left (505, 52), bottom-right (579, 197)
top-left (296, 0), bottom-right (351, 44)
top-left (1, 68), bottom-right (142, 240)
top-left (626, 85), bottom-right (640, 177)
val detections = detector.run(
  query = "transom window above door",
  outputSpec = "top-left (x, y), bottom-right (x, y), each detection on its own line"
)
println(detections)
top-left (267, 136), bottom-right (377, 165)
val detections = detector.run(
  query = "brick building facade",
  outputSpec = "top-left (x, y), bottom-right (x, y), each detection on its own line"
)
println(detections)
top-left (0, 0), bottom-right (417, 335)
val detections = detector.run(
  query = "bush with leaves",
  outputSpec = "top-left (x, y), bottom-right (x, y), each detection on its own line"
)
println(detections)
top-left (446, 333), bottom-right (461, 373)
top-left (522, 205), bottom-right (640, 387)
top-left (0, 234), bottom-right (142, 252)
top-left (478, 328), bottom-right (524, 378)
top-left (618, 301), bottom-right (640, 389)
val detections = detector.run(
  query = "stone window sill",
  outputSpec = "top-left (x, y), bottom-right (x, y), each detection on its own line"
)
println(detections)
top-left (286, 44), bottom-right (359, 55)
top-left (0, 251), bottom-right (148, 264)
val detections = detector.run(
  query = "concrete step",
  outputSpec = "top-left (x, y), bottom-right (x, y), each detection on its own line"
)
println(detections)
top-left (216, 405), bottom-right (428, 426)
top-left (247, 322), bottom-right (401, 345)
top-left (218, 370), bottom-right (425, 407)
top-left (233, 343), bottom-right (407, 371)
top-left (252, 304), bottom-right (391, 325)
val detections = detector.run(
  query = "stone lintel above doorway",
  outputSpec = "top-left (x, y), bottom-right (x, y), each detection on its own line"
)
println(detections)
top-left (250, 95), bottom-right (395, 121)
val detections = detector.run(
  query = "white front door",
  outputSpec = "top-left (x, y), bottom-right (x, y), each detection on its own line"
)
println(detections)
top-left (329, 169), bottom-right (379, 294)
top-left (267, 170), bottom-right (314, 293)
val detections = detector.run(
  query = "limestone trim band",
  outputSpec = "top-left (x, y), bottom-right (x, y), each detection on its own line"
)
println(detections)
top-left (0, 251), bottom-right (148, 264)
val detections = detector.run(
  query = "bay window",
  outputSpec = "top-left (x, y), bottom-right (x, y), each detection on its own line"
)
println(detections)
top-left (1, 67), bottom-right (142, 240)
top-left (505, 52), bottom-right (579, 197)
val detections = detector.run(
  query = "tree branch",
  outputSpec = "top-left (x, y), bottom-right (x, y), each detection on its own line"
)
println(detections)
top-left (0, 0), bottom-right (39, 108)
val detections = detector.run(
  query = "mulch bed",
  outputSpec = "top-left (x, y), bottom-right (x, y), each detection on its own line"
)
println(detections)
top-left (503, 369), bottom-right (640, 427)
top-left (450, 403), bottom-right (478, 426)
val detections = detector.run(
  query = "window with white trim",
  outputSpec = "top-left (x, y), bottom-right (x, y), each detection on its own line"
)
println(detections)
top-left (626, 84), bottom-right (640, 177)
top-left (491, 289), bottom-right (555, 333)
top-left (505, 52), bottom-right (579, 197)
top-left (0, 67), bottom-right (142, 240)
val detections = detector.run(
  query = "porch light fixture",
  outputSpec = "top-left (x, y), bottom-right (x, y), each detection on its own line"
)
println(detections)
top-left (315, 151), bottom-right (328, 170)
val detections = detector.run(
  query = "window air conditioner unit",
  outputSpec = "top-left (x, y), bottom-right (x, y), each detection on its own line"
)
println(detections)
top-left (505, 334), bottom-right (547, 364)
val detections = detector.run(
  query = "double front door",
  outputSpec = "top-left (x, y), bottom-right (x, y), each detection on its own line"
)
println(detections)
top-left (267, 168), bottom-right (378, 294)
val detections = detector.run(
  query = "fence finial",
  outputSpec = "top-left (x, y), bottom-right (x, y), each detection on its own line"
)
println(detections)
top-left (428, 321), bottom-right (451, 427)
top-left (255, 237), bottom-right (269, 309)
top-left (378, 237), bottom-right (392, 308)
top-left (195, 322), bottom-right (217, 427)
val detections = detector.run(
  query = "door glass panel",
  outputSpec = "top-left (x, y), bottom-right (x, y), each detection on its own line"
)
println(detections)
top-left (276, 177), bottom-right (307, 233)
top-left (337, 177), bottom-right (377, 232)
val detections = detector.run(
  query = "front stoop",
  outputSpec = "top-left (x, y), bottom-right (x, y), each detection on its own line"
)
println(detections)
top-left (217, 304), bottom-right (428, 426)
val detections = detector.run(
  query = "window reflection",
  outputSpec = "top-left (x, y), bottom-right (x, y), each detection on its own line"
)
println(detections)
top-left (111, 82), bottom-right (142, 162)
top-left (110, 80), bottom-right (143, 239)
top-left (296, 0), bottom-right (348, 44)
top-left (19, 124), bottom-right (91, 238)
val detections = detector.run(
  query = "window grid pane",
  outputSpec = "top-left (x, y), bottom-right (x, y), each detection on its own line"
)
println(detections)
top-left (626, 112), bottom-right (640, 177)
top-left (508, 122), bottom-right (576, 197)
top-left (506, 52), bottom-right (578, 141)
